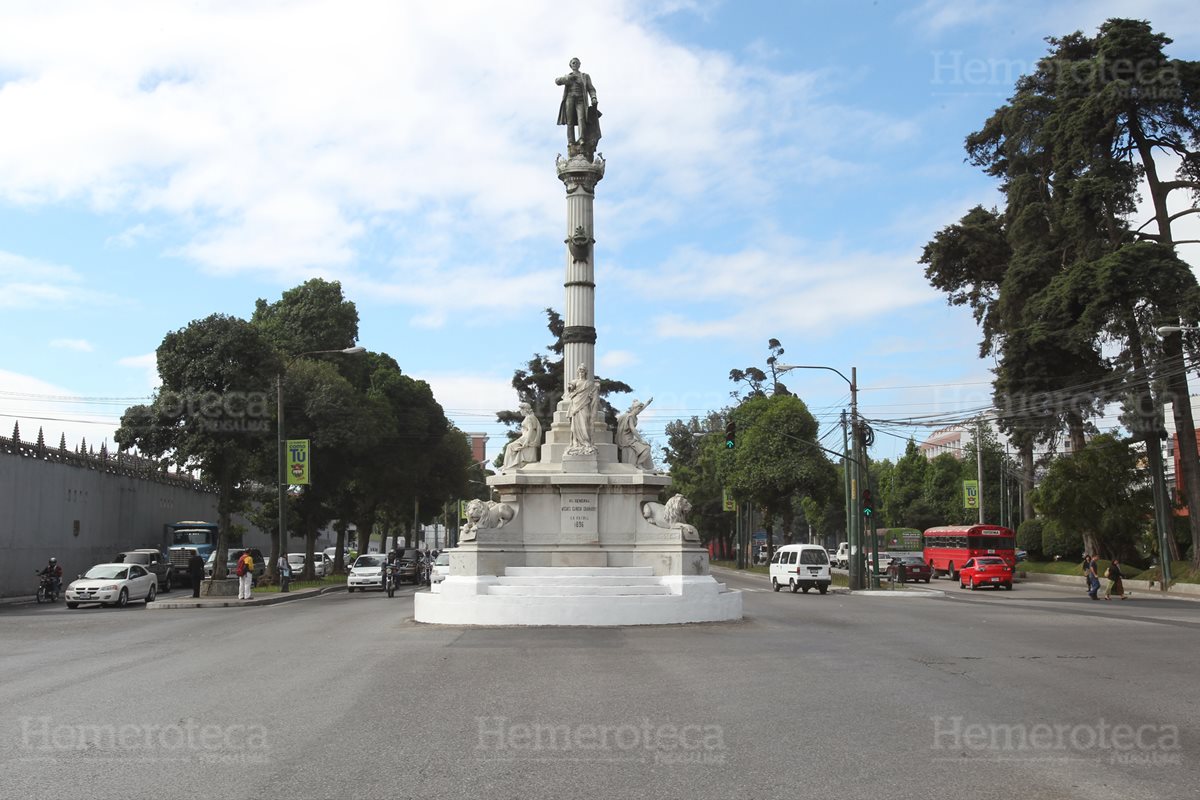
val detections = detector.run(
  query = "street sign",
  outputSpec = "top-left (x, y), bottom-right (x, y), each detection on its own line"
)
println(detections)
top-left (722, 488), bottom-right (736, 512)
top-left (963, 480), bottom-right (979, 509)
top-left (287, 439), bottom-right (310, 485)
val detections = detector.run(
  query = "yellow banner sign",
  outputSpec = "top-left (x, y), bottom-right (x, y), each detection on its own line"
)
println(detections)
top-left (722, 489), bottom-right (736, 512)
top-left (963, 480), bottom-right (979, 509)
top-left (287, 439), bottom-right (310, 485)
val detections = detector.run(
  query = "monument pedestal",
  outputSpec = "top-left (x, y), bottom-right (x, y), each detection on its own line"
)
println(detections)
top-left (413, 447), bottom-right (743, 626)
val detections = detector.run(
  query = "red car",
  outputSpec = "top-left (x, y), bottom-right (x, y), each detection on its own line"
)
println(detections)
top-left (959, 556), bottom-right (1013, 591)
top-left (886, 554), bottom-right (932, 583)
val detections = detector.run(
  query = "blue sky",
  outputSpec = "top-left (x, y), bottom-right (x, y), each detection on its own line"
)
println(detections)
top-left (1, 0), bottom-right (1198, 465)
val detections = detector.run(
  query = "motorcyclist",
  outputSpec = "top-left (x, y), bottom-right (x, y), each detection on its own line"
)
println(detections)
top-left (39, 557), bottom-right (63, 595)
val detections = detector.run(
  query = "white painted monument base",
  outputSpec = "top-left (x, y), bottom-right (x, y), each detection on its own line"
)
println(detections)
top-left (414, 566), bottom-right (742, 626)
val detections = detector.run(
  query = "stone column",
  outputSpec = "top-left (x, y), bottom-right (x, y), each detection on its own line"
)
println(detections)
top-left (556, 153), bottom-right (605, 390)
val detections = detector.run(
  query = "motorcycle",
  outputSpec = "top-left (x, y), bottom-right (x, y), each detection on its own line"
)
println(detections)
top-left (418, 555), bottom-right (432, 586)
top-left (384, 562), bottom-right (397, 598)
top-left (35, 571), bottom-right (60, 604)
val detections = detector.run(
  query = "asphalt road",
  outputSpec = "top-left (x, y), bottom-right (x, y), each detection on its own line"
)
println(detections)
top-left (0, 571), bottom-right (1196, 800)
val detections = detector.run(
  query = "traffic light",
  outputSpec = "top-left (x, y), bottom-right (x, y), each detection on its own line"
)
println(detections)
top-left (862, 489), bottom-right (873, 517)
top-left (724, 421), bottom-right (736, 449)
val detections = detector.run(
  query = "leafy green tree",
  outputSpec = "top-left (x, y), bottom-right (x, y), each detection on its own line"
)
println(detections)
top-left (1017, 518), bottom-right (1044, 559)
top-left (662, 414), bottom-right (730, 551)
top-left (884, 440), bottom-right (930, 528)
top-left (966, 18), bottom-right (1200, 566)
top-left (252, 278), bottom-right (360, 358)
top-left (116, 314), bottom-right (279, 578)
top-left (923, 453), bottom-right (968, 526)
top-left (716, 395), bottom-right (837, 559)
top-left (1033, 434), bottom-right (1152, 562)
top-left (278, 359), bottom-right (376, 578)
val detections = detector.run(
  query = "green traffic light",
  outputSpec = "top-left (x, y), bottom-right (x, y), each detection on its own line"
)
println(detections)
top-left (725, 440), bottom-right (734, 449)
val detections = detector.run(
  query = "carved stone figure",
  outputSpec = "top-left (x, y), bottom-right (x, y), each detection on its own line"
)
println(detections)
top-left (616, 397), bottom-right (654, 471)
top-left (459, 499), bottom-right (515, 543)
top-left (501, 402), bottom-right (542, 471)
top-left (642, 494), bottom-right (700, 542)
top-left (555, 58), bottom-right (601, 160)
top-left (564, 363), bottom-right (600, 456)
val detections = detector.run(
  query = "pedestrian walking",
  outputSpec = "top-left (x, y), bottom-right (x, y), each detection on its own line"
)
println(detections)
top-left (1086, 555), bottom-right (1101, 600)
top-left (1104, 559), bottom-right (1129, 600)
top-left (277, 553), bottom-right (290, 593)
top-left (188, 551), bottom-right (206, 598)
top-left (236, 550), bottom-right (255, 600)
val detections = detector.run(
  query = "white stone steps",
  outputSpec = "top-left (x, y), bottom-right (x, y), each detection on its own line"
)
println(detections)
top-left (496, 575), bottom-right (663, 587)
top-left (504, 566), bottom-right (655, 577)
top-left (487, 584), bottom-right (672, 597)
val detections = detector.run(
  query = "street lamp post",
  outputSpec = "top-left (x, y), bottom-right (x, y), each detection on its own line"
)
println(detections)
top-left (776, 363), bottom-right (871, 589)
top-left (276, 346), bottom-right (366, 591)
top-left (1147, 324), bottom-right (1199, 590)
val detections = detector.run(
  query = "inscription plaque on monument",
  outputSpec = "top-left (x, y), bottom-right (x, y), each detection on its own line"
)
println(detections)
top-left (560, 492), bottom-right (598, 535)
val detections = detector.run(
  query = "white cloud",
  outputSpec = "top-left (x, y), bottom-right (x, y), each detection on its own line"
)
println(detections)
top-left (598, 350), bottom-right (639, 370)
top-left (0, 369), bottom-right (127, 450)
top-left (117, 352), bottom-right (159, 389)
top-left (49, 338), bottom-right (94, 352)
top-left (417, 371), bottom-right (523, 459)
top-left (902, 0), bottom-right (1002, 36)
top-left (610, 236), bottom-right (937, 342)
top-left (0, 250), bottom-right (83, 307)
top-left (105, 223), bottom-right (150, 249)
top-left (0, 0), bottom-right (919, 307)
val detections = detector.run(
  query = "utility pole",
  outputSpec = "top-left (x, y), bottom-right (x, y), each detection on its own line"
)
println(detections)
top-left (976, 416), bottom-right (985, 525)
top-left (850, 367), bottom-right (864, 590)
top-left (841, 411), bottom-right (852, 584)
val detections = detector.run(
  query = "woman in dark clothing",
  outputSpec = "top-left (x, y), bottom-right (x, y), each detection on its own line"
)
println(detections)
top-left (1105, 559), bottom-right (1128, 600)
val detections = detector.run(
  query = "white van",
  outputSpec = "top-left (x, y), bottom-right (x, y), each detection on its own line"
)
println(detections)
top-left (769, 544), bottom-right (831, 594)
top-left (835, 542), bottom-right (849, 569)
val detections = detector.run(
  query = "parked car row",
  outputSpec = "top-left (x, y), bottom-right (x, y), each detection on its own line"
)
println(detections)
top-left (287, 552), bottom-right (334, 578)
top-left (347, 551), bottom-right (441, 593)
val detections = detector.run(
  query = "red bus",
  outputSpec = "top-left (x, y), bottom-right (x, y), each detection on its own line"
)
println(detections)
top-left (923, 525), bottom-right (1016, 579)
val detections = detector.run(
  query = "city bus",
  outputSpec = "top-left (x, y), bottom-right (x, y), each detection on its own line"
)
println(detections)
top-left (923, 525), bottom-right (1016, 579)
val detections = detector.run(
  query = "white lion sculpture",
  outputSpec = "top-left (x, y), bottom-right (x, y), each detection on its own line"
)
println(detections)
top-left (460, 499), bottom-right (515, 542)
top-left (642, 494), bottom-right (700, 542)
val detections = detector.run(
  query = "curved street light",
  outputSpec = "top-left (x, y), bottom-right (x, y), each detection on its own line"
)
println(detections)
top-left (276, 346), bottom-right (366, 590)
top-left (774, 363), bottom-right (874, 588)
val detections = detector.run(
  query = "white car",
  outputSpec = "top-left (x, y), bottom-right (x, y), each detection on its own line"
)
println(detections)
top-left (288, 552), bottom-right (331, 578)
top-left (347, 554), bottom-right (387, 592)
top-left (66, 563), bottom-right (158, 609)
top-left (430, 551), bottom-right (451, 591)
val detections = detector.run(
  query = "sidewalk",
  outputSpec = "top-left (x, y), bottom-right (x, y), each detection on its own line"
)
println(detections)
top-left (149, 583), bottom-right (347, 609)
top-left (1018, 571), bottom-right (1200, 602)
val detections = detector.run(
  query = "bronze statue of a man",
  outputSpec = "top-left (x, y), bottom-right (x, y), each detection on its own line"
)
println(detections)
top-left (556, 58), bottom-right (600, 156)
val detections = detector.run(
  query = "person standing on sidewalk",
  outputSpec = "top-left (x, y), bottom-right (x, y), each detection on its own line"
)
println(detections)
top-left (188, 552), bottom-right (206, 598)
top-left (1105, 559), bottom-right (1129, 600)
top-left (236, 550), bottom-right (255, 600)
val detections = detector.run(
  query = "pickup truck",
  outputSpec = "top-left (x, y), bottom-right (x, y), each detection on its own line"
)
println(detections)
top-left (119, 549), bottom-right (174, 592)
